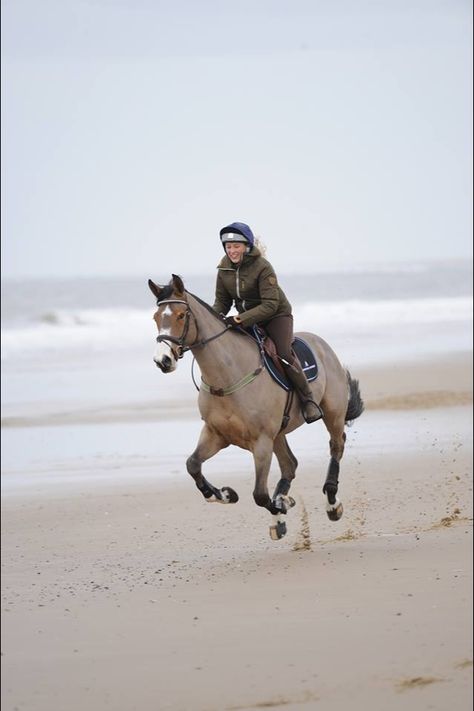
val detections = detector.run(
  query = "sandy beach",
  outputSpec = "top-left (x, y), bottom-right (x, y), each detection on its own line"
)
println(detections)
top-left (1, 352), bottom-right (473, 711)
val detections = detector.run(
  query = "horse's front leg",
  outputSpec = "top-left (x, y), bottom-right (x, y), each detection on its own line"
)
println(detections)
top-left (271, 433), bottom-right (298, 517)
top-left (186, 425), bottom-right (239, 504)
top-left (252, 434), bottom-right (290, 540)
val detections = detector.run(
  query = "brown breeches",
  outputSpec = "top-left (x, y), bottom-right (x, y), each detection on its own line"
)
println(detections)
top-left (263, 315), bottom-right (294, 363)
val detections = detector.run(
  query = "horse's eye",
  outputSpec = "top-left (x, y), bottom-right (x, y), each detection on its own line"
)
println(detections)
top-left (176, 312), bottom-right (185, 321)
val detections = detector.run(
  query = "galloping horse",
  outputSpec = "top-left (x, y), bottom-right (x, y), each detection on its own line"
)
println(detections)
top-left (149, 274), bottom-right (364, 540)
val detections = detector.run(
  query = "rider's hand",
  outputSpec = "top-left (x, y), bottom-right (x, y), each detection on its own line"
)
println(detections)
top-left (223, 315), bottom-right (242, 328)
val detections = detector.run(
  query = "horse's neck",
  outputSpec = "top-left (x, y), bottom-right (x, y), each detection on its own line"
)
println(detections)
top-left (188, 295), bottom-right (258, 385)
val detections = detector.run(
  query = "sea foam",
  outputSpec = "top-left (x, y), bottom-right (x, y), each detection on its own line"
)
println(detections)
top-left (1, 296), bottom-right (471, 361)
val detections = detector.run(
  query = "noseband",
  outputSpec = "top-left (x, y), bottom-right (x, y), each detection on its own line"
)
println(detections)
top-left (155, 298), bottom-right (228, 359)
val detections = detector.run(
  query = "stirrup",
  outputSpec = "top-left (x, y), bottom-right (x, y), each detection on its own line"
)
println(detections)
top-left (303, 400), bottom-right (324, 424)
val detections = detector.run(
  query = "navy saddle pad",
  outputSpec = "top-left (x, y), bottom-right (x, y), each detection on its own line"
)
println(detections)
top-left (250, 326), bottom-right (318, 392)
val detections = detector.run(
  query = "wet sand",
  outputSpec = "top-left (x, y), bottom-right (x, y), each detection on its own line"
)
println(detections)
top-left (1, 353), bottom-right (473, 711)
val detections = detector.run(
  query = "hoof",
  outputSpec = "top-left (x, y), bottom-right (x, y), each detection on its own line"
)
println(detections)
top-left (205, 486), bottom-right (239, 504)
top-left (269, 520), bottom-right (287, 540)
top-left (221, 486), bottom-right (239, 504)
top-left (326, 502), bottom-right (344, 521)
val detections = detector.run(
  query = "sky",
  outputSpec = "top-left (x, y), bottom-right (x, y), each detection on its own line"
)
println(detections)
top-left (1, 0), bottom-right (472, 278)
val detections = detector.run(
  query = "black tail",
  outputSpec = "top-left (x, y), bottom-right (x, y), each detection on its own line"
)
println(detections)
top-left (345, 370), bottom-right (364, 423)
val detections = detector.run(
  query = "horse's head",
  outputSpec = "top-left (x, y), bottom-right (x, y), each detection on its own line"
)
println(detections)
top-left (148, 274), bottom-right (197, 373)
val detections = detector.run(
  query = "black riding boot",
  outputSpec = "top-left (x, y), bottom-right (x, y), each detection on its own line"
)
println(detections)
top-left (283, 359), bottom-right (323, 424)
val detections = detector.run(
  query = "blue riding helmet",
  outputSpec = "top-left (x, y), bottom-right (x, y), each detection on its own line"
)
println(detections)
top-left (220, 222), bottom-right (255, 248)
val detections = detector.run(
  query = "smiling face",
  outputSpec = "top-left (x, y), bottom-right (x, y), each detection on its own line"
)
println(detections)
top-left (225, 241), bottom-right (247, 264)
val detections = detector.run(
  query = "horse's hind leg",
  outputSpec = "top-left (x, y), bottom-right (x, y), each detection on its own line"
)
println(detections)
top-left (271, 433), bottom-right (298, 514)
top-left (186, 425), bottom-right (239, 504)
top-left (322, 413), bottom-right (346, 521)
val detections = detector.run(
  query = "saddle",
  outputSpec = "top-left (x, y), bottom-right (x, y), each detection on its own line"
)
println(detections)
top-left (249, 325), bottom-right (318, 392)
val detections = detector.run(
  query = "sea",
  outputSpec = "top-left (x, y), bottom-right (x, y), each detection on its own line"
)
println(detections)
top-left (1, 259), bottom-right (472, 488)
top-left (2, 259), bottom-right (472, 368)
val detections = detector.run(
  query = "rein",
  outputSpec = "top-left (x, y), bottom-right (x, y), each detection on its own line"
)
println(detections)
top-left (156, 297), bottom-right (265, 396)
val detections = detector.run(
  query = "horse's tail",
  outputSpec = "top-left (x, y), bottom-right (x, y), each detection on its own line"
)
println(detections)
top-left (345, 370), bottom-right (365, 424)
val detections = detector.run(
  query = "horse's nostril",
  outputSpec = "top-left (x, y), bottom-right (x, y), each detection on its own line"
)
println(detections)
top-left (162, 355), bottom-right (172, 368)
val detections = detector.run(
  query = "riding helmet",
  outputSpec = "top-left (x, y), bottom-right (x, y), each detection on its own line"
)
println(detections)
top-left (219, 222), bottom-right (255, 248)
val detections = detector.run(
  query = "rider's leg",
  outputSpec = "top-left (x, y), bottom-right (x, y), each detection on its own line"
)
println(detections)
top-left (264, 315), bottom-right (322, 424)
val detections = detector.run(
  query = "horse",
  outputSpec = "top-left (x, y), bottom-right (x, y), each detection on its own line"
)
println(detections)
top-left (148, 274), bottom-right (364, 540)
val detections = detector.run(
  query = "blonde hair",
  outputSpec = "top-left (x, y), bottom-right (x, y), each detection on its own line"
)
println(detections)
top-left (254, 236), bottom-right (267, 256)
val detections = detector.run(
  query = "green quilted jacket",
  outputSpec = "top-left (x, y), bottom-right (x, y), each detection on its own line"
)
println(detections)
top-left (212, 247), bottom-right (292, 327)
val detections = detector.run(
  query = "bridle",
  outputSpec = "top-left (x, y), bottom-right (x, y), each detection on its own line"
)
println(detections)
top-left (155, 296), bottom-right (266, 397)
top-left (154, 298), bottom-right (229, 359)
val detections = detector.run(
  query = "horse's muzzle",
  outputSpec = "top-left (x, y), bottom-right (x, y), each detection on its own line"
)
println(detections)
top-left (155, 354), bottom-right (174, 373)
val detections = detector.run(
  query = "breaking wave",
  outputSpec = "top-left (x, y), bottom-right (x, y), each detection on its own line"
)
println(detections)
top-left (1, 297), bottom-right (472, 361)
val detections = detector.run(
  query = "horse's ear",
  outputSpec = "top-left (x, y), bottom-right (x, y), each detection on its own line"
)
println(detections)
top-left (171, 274), bottom-right (185, 296)
top-left (148, 279), bottom-right (163, 298)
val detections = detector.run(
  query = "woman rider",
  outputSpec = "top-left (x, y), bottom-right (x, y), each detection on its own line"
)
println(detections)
top-left (212, 221), bottom-right (321, 424)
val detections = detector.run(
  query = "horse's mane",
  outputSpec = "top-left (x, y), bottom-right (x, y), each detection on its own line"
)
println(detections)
top-left (186, 289), bottom-right (258, 352)
top-left (186, 290), bottom-right (223, 322)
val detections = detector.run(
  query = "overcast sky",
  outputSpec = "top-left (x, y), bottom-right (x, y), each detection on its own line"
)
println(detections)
top-left (1, 0), bottom-right (472, 278)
